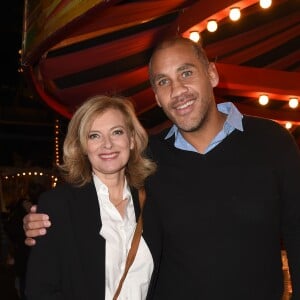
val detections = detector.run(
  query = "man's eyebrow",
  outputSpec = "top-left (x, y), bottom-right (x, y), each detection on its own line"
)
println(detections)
top-left (177, 63), bottom-right (195, 72)
top-left (153, 74), bottom-right (166, 82)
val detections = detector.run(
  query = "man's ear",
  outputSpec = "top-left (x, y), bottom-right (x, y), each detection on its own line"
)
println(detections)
top-left (208, 63), bottom-right (219, 87)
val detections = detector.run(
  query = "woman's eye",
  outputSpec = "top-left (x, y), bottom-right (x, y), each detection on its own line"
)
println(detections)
top-left (182, 70), bottom-right (192, 78)
top-left (113, 129), bottom-right (124, 135)
top-left (88, 133), bottom-right (99, 139)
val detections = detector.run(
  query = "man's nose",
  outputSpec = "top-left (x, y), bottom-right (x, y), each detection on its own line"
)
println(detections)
top-left (170, 80), bottom-right (188, 98)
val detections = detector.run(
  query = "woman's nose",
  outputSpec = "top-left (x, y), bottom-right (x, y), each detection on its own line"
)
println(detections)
top-left (102, 137), bottom-right (112, 149)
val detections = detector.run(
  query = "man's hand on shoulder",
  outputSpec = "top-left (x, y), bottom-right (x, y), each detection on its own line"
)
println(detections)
top-left (23, 205), bottom-right (51, 246)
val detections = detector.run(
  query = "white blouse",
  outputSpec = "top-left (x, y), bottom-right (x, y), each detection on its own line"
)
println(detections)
top-left (93, 174), bottom-right (153, 300)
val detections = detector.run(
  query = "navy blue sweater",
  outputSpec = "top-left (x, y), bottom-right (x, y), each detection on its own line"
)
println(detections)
top-left (144, 116), bottom-right (300, 300)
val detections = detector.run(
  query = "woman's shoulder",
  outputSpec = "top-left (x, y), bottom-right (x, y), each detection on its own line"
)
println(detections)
top-left (37, 182), bottom-right (93, 211)
top-left (40, 182), bottom-right (74, 197)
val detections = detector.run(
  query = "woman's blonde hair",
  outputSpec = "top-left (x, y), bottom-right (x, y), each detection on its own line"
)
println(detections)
top-left (59, 95), bottom-right (156, 188)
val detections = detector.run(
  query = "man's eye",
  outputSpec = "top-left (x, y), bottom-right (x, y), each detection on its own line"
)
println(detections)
top-left (182, 70), bottom-right (192, 78)
top-left (157, 78), bottom-right (169, 86)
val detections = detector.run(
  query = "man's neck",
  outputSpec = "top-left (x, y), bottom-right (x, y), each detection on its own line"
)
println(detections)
top-left (180, 111), bottom-right (227, 154)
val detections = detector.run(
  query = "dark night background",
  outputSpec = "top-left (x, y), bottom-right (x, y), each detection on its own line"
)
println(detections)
top-left (0, 0), bottom-right (68, 170)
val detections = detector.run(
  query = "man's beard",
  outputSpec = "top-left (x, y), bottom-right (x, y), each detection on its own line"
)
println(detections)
top-left (171, 101), bottom-right (210, 133)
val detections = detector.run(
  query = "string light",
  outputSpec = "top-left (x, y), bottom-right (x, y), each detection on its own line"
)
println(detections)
top-left (2, 171), bottom-right (49, 179)
top-left (285, 122), bottom-right (292, 130)
top-left (207, 20), bottom-right (218, 32)
top-left (258, 94), bottom-right (269, 105)
top-left (260, 0), bottom-right (272, 9)
top-left (189, 31), bottom-right (201, 43)
top-left (1, 171), bottom-right (58, 188)
top-left (229, 7), bottom-right (241, 21)
top-left (289, 97), bottom-right (299, 109)
top-left (54, 119), bottom-right (61, 166)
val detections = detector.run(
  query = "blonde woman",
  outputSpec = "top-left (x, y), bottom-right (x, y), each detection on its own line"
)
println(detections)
top-left (25, 95), bottom-right (156, 300)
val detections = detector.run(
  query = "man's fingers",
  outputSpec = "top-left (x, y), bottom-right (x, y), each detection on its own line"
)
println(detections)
top-left (23, 213), bottom-right (50, 229)
top-left (24, 213), bottom-right (49, 223)
top-left (23, 220), bottom-right (51, 231)
top-left (25, 228), bottom-right (47, 238)
top-left (25, 237), bottom-right (36, 246)
top-left (30, 205), bottom-right (37, 213)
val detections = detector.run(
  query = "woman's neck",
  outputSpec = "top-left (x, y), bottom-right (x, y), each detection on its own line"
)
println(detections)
top-left (96, 172), bottom-right (128, 218)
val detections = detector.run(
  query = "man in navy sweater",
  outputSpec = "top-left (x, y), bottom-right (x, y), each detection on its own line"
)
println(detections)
top-left (23, 37), bottom-right (300, 299)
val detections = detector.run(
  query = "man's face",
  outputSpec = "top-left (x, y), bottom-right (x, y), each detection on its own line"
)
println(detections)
top-left (150, 42), bottom-right (218, 132)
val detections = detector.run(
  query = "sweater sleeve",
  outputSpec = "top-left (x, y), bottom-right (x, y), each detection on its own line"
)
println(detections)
top-left (25, 188), bottom-right (67, 300)
top-left (279, 131), bottom-right (300, 299)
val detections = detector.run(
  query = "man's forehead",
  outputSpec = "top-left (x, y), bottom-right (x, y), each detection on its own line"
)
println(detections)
top-left (153, 43), bottom-right (196, 62)
top-left (150, 43), bottom-right (198, 76)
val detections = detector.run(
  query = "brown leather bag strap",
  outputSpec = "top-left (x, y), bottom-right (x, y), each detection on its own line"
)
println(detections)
top-left (112, 188), bottom-right (146, 300)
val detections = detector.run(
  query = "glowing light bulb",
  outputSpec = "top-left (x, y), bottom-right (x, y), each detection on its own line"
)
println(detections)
top-left (207, 20), bottom-right (218, 32)
top-left (229, 7), bottom-right (241, 21)
top-left (285, 122), bottom-right (292, 130)
top-left (260, 0), bottom-right (272, 9)
top-left (258, 95), bottom-right (269, 105)
top-left (289, 97), bottom-right (298, 109)
top-left (189, 31), bottom-right (201, 43)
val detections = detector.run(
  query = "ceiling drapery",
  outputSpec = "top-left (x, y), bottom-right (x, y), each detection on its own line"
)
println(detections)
top-left (21, 0), bottom-right (300, 143)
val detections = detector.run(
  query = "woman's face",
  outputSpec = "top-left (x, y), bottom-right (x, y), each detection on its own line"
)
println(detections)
top-left (86, 108), bottom-right (134, 180)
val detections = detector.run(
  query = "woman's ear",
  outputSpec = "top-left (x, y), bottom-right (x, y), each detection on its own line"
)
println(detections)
top-left (208, 63), bottom-right (219, 87)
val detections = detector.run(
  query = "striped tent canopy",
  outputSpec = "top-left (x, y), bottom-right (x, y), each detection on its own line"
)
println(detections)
top-left (21, 0), bottom-right (300, 141)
